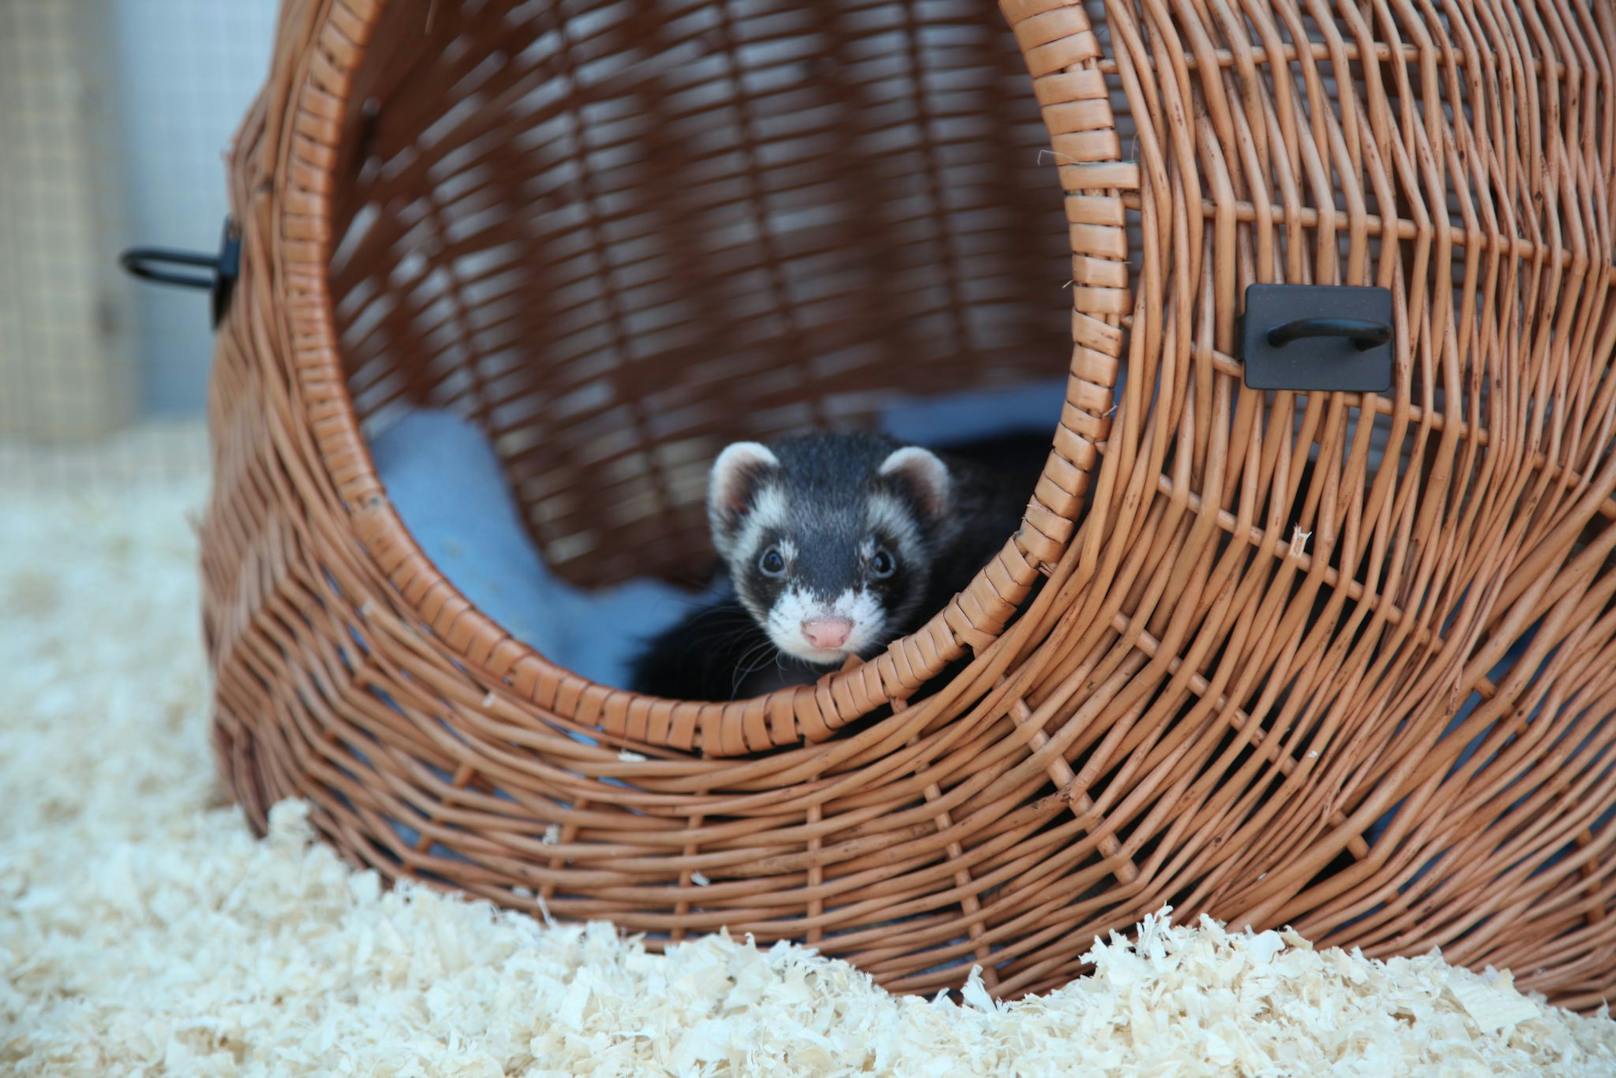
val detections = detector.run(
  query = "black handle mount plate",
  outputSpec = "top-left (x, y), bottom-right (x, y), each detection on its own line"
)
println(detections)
top-left (1240, 284), bottom-right (1394, 393)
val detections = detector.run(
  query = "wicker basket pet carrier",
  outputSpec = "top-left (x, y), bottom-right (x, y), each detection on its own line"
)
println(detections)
top-left (203, 0), bottom-right (1616, 1007)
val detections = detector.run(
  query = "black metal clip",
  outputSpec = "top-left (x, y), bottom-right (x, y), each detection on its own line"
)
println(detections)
top-left (1241, 284), bottom-right (1395, 393)
top-left (119, 217), bottom-right (241, 328)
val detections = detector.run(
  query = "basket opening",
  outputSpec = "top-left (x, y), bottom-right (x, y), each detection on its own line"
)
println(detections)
top-left (325, 0), bottom-right (1079, 595)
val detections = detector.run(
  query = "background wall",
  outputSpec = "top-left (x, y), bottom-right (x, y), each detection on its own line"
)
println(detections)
top-left (110, 0), bottom-right (280, 417)
top-left (0, 0), bottom-right (277, 479)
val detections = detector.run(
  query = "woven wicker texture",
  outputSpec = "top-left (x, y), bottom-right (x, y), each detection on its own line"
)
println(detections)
top-left (203, 0), bottom-right (1616, 1007)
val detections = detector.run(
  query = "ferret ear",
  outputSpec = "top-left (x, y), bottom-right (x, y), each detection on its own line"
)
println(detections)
top-left (879, 446), bottom-right (952, 520)
top-left (708, 441), bottom-right (779, 553)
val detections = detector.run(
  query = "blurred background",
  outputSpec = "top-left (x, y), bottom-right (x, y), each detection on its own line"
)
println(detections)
top-left (0, 0), bottom-right (278, 487)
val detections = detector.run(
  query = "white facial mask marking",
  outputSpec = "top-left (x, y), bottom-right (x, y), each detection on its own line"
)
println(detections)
top-left (730, 484), bottom-right (787, 570)
top-left (866, 492), bottom-right (923, 564)
top-left (765, 585), bottom-right (888, 664)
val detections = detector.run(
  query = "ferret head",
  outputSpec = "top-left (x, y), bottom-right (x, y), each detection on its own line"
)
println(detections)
top-left (707, 432), bottom-right (953, 666)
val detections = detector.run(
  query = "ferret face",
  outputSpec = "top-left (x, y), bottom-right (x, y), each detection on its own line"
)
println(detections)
top-left (707, 434), bottom-right (952, 666)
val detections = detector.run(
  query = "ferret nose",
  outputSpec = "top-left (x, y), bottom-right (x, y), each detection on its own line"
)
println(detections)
top-left (801, 616), bottom-right (853, 650)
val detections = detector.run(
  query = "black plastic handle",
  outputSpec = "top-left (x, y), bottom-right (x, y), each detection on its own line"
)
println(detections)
top-left (119, 247), bottom-right (218, 290)
top-left (1266, 317), bottom-right (1392, 352)
top-left (118, 218), bottom-right (241, 327)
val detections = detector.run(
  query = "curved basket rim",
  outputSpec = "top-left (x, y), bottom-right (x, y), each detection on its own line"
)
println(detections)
top-left (257, 0), bottom-right (1130, 757)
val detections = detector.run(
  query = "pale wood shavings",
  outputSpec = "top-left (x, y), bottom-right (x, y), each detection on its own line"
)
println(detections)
top-left (2, 483), bottom-right (1613, 1076)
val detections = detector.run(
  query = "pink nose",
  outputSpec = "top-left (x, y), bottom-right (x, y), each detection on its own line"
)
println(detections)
top-left (801, 616), bottom-right (854, 650)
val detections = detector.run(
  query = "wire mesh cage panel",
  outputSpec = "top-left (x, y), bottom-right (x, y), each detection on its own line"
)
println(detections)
top-left (0, 0), bottom-right (276, 491)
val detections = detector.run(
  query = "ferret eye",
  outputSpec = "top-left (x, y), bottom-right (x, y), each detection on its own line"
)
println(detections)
top-left (758, 546), bottom-right (786, 577)
top-left (869, 547), bottom-right (896, 579)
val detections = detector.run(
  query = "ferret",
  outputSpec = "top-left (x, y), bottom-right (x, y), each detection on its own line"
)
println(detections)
top-left (627, 430), bottom-right (1050, 702)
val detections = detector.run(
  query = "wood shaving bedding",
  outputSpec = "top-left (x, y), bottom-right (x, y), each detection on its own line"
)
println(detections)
top-left (2, 483), bottom-right (1613, 1076)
